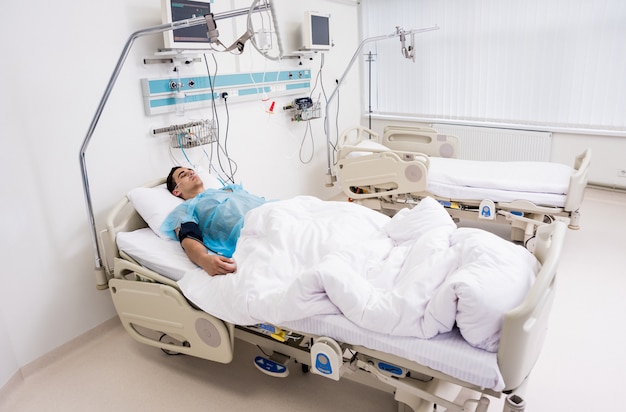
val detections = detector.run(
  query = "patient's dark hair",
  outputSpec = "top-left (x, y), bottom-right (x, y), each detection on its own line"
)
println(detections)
top-left (166, 166), bottom-right (183, 194)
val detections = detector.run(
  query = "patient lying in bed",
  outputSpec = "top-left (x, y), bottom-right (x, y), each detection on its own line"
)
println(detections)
top-left (126, 167), bottom-right (539, 352)
top-left (160, 166), bottom-right (267, 276)
top-left (172, 189), bottom-right (540, 352)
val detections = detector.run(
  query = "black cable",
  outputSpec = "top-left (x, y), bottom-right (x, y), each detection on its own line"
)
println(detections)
top-left (204, 54), bottom-right (236, 184)
top-left (221, 96), bottom-right (238, 181)
top-left (256, 345), bottom-right (272, 358)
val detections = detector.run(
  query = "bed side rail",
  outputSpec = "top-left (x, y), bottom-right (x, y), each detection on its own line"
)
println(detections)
top-left (564, 148), bottom-right (592, 212)
top-left (337, 149), bottom-right (430, 199)
top-left (497, 220), bottom-right (567, 391)
top-left (337, 125), bottom-right (381, 147)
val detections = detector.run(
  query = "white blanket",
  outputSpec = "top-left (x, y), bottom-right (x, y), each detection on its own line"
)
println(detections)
top-left (178, 196), bottom-right (540, 352)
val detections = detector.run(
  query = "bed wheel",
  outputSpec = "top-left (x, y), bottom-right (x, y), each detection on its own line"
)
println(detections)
top-left (159, 333), bottom-right (190, 355)
top-left (301, 363), bottom-right (310, 373)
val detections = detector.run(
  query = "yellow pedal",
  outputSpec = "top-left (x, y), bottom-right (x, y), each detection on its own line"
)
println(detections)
top-left (270, 330), bottom-right (286, 342)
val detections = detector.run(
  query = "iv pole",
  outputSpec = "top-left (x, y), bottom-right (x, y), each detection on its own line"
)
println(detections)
top-left (366, 51), bottom-right (375, 130)
top-left (323, 25), bottom-right (439, 187)
top-left (79, 2), bottom-right (276, 288)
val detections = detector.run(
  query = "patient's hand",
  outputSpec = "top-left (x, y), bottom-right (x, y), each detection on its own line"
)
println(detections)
top-left (181, 238), bottom-right (237, 276)
top-left (203, 254), bottom-right (237, 276)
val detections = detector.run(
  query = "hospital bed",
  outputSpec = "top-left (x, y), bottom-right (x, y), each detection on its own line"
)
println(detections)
top-left (102, 175), bottom-right (567, 412)
top-left (336, 125), bottom-right (591, 245)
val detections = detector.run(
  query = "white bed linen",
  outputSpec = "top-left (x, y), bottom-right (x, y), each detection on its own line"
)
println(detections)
top-left (427, 157), bottom-right (573, 207)
top-left (117, 228), bottom-right (196, 281)
top-left (116, 226), bottom-right (505, 391)
top-left (281, 315), bottom-right (504, 391)
top-left (348, 141), bottom-right (574, 207)
top-left (428, 181), bottom-right (567, 207)
top-left (178, 196), bottom-right (538, 352)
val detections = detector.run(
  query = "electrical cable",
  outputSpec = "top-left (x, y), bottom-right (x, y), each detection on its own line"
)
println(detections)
top-left (204, 53), bottom-right (238, 184)
top-left (299, 120), bottom-right (315, 164)
top-left (221, 96), bottom-right (238, 180)
top-left (177, 133), bottom-right (193, 166)
top-left (333, 86), bottom-right (340, 166)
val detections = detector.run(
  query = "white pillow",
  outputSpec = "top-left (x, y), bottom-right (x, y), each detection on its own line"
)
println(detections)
top-left (126, 171), bottom-right (223, 239)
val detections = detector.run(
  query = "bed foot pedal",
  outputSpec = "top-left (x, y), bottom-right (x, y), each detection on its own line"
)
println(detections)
top-left (253, 355), bottom-right (289, 378)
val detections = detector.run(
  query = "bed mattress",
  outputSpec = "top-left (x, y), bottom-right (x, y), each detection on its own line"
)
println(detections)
top-left (427, 157), bottom-right (573, 208)
top-left (347, 141), bottom-right (574, 207)
top-left (117, 227), bottom-right (505, 391)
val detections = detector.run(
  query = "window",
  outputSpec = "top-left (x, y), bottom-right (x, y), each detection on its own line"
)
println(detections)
top-left (360, 0), bottom-right (626, 133)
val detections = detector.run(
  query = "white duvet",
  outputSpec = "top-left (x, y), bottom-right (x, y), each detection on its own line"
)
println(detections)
top-left (178, 196), bottom-right (540, 352)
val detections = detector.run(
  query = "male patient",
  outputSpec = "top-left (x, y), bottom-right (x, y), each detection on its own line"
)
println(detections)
top-left (161, 167), bottom-right (266, 276)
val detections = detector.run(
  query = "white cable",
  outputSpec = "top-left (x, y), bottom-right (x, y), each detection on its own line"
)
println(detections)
top-left (247, 0), bottom-right (283, 61)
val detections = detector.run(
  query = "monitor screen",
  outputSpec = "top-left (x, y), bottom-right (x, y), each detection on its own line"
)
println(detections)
top-left (162, 0), bottom-right (213, 50)
top-left (310, 15), bottom-right (330, 47)
top-left (302, 11), bottom-right (331, 51)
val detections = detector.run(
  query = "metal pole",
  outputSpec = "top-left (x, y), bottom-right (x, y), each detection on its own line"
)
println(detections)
top-left (367, 51), bottom-right (373, 130)
top-left (79, 3), bottom-right (271, 287)
top-left (323, 25), bottom-right (439, 186)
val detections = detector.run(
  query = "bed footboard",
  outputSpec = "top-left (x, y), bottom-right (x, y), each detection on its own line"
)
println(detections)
top-left (564, 149), bottom-right (592, 229)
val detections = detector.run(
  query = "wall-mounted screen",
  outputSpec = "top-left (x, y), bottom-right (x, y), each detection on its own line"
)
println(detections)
top-left (302, 11), bottom-right (331, 51)
top-left (162, 0), bottom-right (213, 50)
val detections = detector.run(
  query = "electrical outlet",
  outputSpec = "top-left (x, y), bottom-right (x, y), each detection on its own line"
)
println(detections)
top-left (618, 169), bottom-right (626, 178)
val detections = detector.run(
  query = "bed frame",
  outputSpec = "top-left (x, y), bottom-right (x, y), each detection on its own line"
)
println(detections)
top-left (102, 180), bottom-right (567, 412)
top-left (336, 125), bottom-right (591, 245)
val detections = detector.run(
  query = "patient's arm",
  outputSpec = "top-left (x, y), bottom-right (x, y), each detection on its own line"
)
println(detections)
top-left (181, 238), bottom-right (237, 276)
top-left (175, 220), bottom-right (237, 276)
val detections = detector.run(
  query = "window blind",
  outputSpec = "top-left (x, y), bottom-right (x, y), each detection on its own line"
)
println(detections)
top-left (359, 0), bottom-right (626, 133)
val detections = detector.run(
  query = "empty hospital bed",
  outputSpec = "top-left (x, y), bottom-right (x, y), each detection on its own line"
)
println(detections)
top-left (101, 172), bottom-right (567, 412)
top-left (336, 125), bottom-right (591, 245)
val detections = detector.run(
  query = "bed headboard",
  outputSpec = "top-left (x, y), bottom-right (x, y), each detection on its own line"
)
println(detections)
top-left (382, 126), bottom-right (459, 158)
top-left (102, 178), bottom-right (166, 273)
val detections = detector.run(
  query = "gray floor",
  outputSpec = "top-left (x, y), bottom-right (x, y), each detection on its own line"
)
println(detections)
top-left (2, 187), bottom-right (624, 411)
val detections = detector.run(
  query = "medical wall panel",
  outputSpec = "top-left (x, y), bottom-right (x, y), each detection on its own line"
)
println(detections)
top-left (141, 69), bottom-right (311, 115)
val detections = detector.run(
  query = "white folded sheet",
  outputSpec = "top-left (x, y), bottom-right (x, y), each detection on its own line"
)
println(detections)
top-left (427, 157), bottom-right (574, 207)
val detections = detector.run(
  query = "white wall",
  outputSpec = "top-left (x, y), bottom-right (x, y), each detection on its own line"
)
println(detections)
top-left (0, 0), bottom-right (359, 388)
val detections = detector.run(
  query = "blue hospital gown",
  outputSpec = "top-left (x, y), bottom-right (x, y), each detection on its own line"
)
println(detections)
top-left (160, 184), bottom-right (266, 258)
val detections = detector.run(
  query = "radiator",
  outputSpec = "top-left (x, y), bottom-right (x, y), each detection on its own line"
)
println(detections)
top-left (432, 124), bottom-right (552, 162)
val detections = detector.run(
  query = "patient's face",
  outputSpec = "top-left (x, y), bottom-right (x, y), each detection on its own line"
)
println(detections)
top-left (172, 168), bottom-right (204, 199)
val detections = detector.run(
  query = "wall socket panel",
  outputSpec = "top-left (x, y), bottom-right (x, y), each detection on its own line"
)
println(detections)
top-left (141, 70), bottom-right (312, 116)
top-left (618, 169), bottom-right (626, 178)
